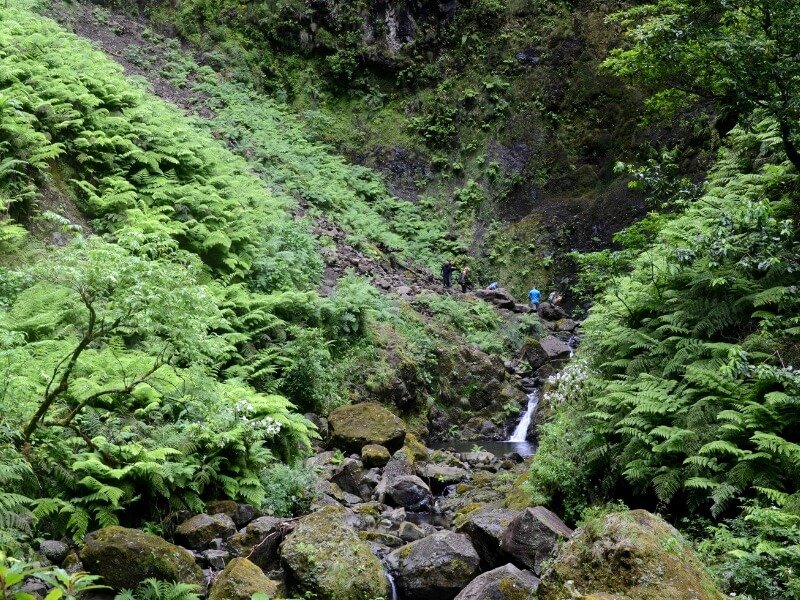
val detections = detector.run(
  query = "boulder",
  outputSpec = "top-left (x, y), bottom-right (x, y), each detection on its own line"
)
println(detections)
top-left (208, 558), bottom-right (279, 600)
top-left (205, 500), bottom-right (256, 528)
top-left (500, 507), bottom-right (573, 575)
top-left (539, 336), bottom-right (572, 361)
top-left (403, 432), bottom-right (430, 462)
top-left (81, 526), bottom-right (203, 590)
top-left (537, 510), bottom-right (725, 600)
top-left (456, 507), bottom-right (519, 569)
top-left (328, 402), bottom-right (406, 453)
top-left (330, 457), bottom-right (372, 499)
top-left (417, 463), bottom-right (469, 492)
top-left (522, 340), bottom-right (549, 371)
top-left (202, 549), bottom-right (230, 570)
top-left (537, 302), bottom-right (567, 321)
top-left (398, 521), bottom-right (426, 542)
top-left (454, 564), bottom-right (539, 600)
top-left (175, 513), bottom-right (237, 550)
top-left (39, 540), bottom-right (69, 565)
top-left (386, 475), bottom-right (433, 511)
top-left (475, 288), bottom-right (517, 310)
top-left (227, 516), bottom-right (289, 571)
top-left (387, 531), bottom-right (481, 600)
top-left (280, 506), bottom-right (388, 600)
top-left (555, 318), bottom-right (577, 333)
top-left (362, 444), bottom-right (391, 467)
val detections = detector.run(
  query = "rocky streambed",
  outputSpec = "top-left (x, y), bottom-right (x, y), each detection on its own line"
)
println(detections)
top-left (31, 399), bottom-right (724, 600)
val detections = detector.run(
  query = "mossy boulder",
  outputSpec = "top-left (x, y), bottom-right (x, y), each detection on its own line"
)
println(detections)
top-left (227, 516), bottom-right (289, 571)
top-left (362, 443), bottom-right (392, 467)
top-left (456, 507), bottom-right (519, 569)
top-left (208, 558), bottom-right (279, 600)
top-left (500, 506), bottom-right (573, 575)
top-left (454, 563), bottom-right (539, 600)
top-left (387, 531), bottom-right (481, 600)
top-left (280, 505), bottom-right (388, 600)
top-left (81, 526), bottom-right (203, 591)
top-left (537, 510), bottom-right (725, 600)
top-left (329, 402), bottom-right (406, 453)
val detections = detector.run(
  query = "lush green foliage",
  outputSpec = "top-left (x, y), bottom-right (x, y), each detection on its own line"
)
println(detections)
top-left (531, 121), bottom-right (800, 596)
top-left (114, 579), bottom-right (201, 600)
top-left (0, 552), bottom-right (107, 600)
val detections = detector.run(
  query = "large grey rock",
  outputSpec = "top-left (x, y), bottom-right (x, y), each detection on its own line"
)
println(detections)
top-left (454, 563), bottom-right (539, 600)
top-left (328, 402), bottom-right (406, 453)
top-left (537, 302), bottom-right (567, 321)
top-left (539, 336), bottom-right (572, 361)
top-left (387, 531), bottom-right (481, 600)
top-left (456, 507), bottom-right (519, 569)
top-left (39, 540), bottom-right (69, 565)
top-left (386, 475), bottom-right (433, 512)
top-left (81, 527), bottom-right (203, 590)
top-left (227, 516), bottom-right (289, 571)
top-left (175, 513), bottom-right (237, 550)
top-left (416, 463), bottom-right (469, 493)
top-left (281, 506), bottom-right (388, 600)
top-left (330, 457), bottom-right (372, 500)
top-left (205, 500), bottom-right (256, 528)
top-left (500, 507), bottom-right (573, 575)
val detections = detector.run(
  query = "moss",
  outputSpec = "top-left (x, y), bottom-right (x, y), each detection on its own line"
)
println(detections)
top-left (208, 558), bottom-right (279, 600)
top-left (504, 468), bottom-right (534, 510)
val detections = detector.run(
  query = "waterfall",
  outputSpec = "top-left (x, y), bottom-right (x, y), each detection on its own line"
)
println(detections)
top-left (508, 390), bottom-right (539, 442)
top-left (386, 571), bottom-right (399, 600)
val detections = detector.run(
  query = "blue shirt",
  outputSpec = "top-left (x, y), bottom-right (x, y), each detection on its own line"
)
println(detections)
top-left (528, 288), bottom-right (541, 303)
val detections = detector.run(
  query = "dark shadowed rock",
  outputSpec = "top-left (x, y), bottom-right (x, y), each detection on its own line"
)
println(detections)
top-left (537, 510), bottom-right (724, 600)
top-left (39, 540), bottom-right (69, 565)
top-left (227, 516), bottom-right (289, 571)
top-left (454, 563), bottom-right (539, 599)
top-left (456, 507), bottom-right (519, 569)
top-left (175, 513), bottom-right (237, 550)
top-left (398, 521), bottom-right (426, 542)
top-left (329, 402), bottom-right (406, 453)
top-left (522, 339), bottom-right (549, 370)
top-left (205, 500), bottom-right (256, 528)
top-left (330, 457), bottom-right (372, 499)
top-left (281, 506), bottom-right (388, 600)
top-left (387, 531), bottom-right (481, 600)
top-left (500, 507), bottom-right (573, 575)
top-left (537, 302), bottom-right (567, 321)
top-left (539, 336), bottom-right (572, 361)
top-left (304, 412), bottom-right (329, 440)
top-left (81, 527), bottom-right (203, 590)
top-left (208, 558), bottom-right (279, 600)
top-left (386, 475), bottom-right (433, 511)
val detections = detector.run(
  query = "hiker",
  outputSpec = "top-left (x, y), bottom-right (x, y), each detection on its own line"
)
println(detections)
top-left (548, 290), bottom-right (563, 305)
top-left (441, 261), bottom-right (454, 289)
top-left (487, 281), bottom-right (499, 290)
top-left (528, 287), bottom-right (541, 310)
top-left (459, 267), bottom-right (471, 293)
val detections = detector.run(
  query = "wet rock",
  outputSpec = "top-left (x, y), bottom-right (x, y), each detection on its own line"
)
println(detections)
top-left (537, 510), bottom-right (724, 600)
top-left (555, 318), bottom-right (577, 332)
top-left (522, 339), bottom-right (549, 371)
top-left (227, 516), bottom-right (289, 571)
top-left (456, 507), bottom-right (519, 569)
top-left (81, 526), bottom-right (204, 590)
top-left (359, 530), bottom-right (405, 547)
top-left (387, 531), bottom-right (481, 600)
top-left (329, 402), bottom-right (406, 453)
top-left (362, 444), bottom-right (391, 467)
top-left (208, 558), bottom-right (279, 600)
top-left (537, 302), bottom-right (568, 321)
top-left (281, 506), bottom-right (388, 600)
top-left (175, 513), bottom-right (237, 550)
top-left (386, 475), bottom-right (433, 512)
top-left (40, 540), bottom-right (69, 565)
top-left (454, 563), bottom-right (539, 599)
top-left (500, 507), bottom-right (573, 575)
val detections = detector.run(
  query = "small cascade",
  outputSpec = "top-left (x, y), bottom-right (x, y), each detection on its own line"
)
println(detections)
top-left (508, 390), bottom-right (540, 442)
top-left (386, 571), bottom-right (399, 600)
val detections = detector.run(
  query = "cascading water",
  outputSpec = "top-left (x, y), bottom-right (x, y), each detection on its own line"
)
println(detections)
top-left (386, 571), bottom-right (399, 600)
top-left (508, 390), bottom-right (539, 442)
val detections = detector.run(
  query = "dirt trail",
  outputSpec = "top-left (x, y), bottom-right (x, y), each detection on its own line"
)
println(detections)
top-left (43, 0), bottom-right (461, 300)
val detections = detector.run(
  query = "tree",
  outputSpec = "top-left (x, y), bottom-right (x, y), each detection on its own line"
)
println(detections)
top-left (14, 236), bottom-right (229, 442)
top-left (605, 0), bottom-right (800, 171)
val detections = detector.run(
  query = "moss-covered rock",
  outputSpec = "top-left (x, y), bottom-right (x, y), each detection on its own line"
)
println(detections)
top-left (362, 443), bottom-right (392, 467)
top-left (80, 526), bottom-right (204, 591)
top-left (537, 510), bottom-right (725, 600)
top-left (280, 505), bottom-right (388, 600)
top-left (328, 402), bottom-right (406, 453)
top-left (175, 513), bottom-right (237, 549)
top-left (208, 558), bottom-right (279, 600)
top-left (454, 563), bottom-right (539, 600)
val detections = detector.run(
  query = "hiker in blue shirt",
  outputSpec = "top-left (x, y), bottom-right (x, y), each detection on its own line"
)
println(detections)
top-left (528, 287), bottom-right (541, 309)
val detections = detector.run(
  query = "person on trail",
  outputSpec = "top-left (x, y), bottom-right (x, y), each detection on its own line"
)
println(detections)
top-left (459, 267), bottom-right (471, 293)
top-left (487, 281), bottom-right (499, 290)
top-left (441, 261), bottom-right (454, 289)
top-left (528, 287), bottom-right (541, 309)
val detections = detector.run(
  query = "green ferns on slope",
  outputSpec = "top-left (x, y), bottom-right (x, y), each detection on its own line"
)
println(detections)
top-left (530, 120), bottom-right (800, 597)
